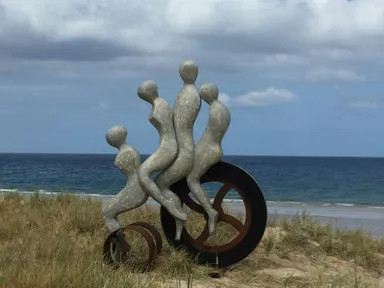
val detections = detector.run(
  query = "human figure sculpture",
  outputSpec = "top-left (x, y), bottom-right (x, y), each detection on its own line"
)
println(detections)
top-left (101, 126), bottom-right (148, 259)
top-left (137, 80), bottom-right (188, 225)
top-left (155, 60), bottom-right (202, 240)
top-left (100, 60), bottom-right (269, 270)
top-left (186, 83), bottom-right (231, 235)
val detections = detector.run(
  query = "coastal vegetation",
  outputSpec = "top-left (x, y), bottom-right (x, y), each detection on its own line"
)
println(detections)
top-left (0, 193), bottom-right (383, 288)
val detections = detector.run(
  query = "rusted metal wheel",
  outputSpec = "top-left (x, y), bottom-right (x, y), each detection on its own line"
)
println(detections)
top-left (160, 161), bottom-right (268, 268)
top-left (103, 224), bottom-right (157, 268)
top-left (131, 222), bottom-right (163, 254)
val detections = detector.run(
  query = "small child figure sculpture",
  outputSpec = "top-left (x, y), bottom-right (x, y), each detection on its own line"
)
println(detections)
top-left (101, 126), bottom-right (148, 261)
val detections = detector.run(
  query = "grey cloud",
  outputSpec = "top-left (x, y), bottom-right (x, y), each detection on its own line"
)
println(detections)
top-left (0, 37), bottom-right (142, 62)
top-left (348, 101), bottom-right (379, 109)
top-left (194, 32), bottom-right (304, 55)
top-left (304, 68), bottom-right (364, 82)
top-left (0, 0), bottom-right (383, 80)
top-left (0, 2), bottom-right (143, 62)
top-left (219, 87), bottom-right (298, 107)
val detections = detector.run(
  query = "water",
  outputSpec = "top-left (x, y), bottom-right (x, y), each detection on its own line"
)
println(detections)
top-left (1, 153), bottom-right (384, 208)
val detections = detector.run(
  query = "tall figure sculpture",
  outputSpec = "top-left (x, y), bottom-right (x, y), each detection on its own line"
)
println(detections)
top-left (101, 126), bottom-right (148, 257)
top-left (137, 80), bottom-right (188, 224)
top-left (101, 60), bottom-right (268, 269)
top-left (186, 83), bottom-right (231, 235)
top-left (155, 60), bottom-right (202, 240)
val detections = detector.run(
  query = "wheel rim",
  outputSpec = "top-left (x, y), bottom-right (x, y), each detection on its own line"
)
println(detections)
top-left (160, 161), bottom-right (268, 267)
top-left (131, 222), bottom-right (163, 254)
top-left (103, 224), bottom-right (157, 267)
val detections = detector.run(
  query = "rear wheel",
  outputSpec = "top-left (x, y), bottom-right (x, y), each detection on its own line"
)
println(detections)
top-left (160, 161), bottom-right (268, 268)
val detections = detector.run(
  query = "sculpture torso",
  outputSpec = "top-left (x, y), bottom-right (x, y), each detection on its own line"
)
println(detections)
top-left (150, 98), bottom-right (177, 153)
top-left (201, 101), bottom-right (231, 145)
top-left (173, 85), bottom-right (201, 153)
top-left (114, 144), bottom-right (141, 177)
top-left (155, 83), bottom-right (202, 188)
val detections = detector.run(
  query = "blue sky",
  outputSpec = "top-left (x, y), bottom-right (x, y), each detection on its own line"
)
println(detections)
top-left (1, 0), bottom-right (384, 157)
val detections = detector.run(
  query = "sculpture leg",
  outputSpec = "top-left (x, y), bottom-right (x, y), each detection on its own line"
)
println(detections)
top-left (161, 187), bottom-right (186, 241)
top-left (139, 150), bottom-right (188, 223)
top-left (155, 152), bottom-right (195, 241)
top-left (101, 186), bottom-right (148, 254)
top-left (186, 176), bottom-right (218, 235)
top-left (186, 152), bottom-right (220, 235)
top-left (155, 174), bottom-right (188, 241)
top-left (175, 218), bottom-right (185, 242)
top-left (139, 171), bottom-right (188, 222)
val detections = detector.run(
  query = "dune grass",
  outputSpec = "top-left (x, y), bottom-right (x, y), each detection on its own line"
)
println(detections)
top-left (0, 193), bottom-right (383, 288)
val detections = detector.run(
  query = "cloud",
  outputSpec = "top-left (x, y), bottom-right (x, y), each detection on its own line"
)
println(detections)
top-left (0, 0), bottom-right (383, 80)
top-left (348, 101), bottom-right (379, 110)
top-left (219, 87), bottom-right (298, 107)
top-left (91, 101), bottom-right (110, 111)
top-left (0, 84), bottom-right (63, 92)
top-left (305, 68), bottom-right (364, 82)
top-left (218, 93), bottom-right (232, 106)
top-left (0, 38), bottom-right (139, 62)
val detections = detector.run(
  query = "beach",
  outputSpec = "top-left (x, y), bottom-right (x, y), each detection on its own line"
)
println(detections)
top-left (1, 191), bottom-right (383, 287)
top-left (93, 193), bottom-right (384, 239)
top-left (108, 195), bottom-right (384, 239)
top-left (267, 202), bottom-right (384, 239)
top-left (3, 190), bottom-right (383, 239)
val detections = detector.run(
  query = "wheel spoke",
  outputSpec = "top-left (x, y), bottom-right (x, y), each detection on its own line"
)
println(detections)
top-left (194, 224), bottom-right (210, 245)
top-left (212, 183), bottom-right (232, 211)
top-left (219, 213), bottom-right (244, 232)
top-left (181, 194), bottom-right (207, 215)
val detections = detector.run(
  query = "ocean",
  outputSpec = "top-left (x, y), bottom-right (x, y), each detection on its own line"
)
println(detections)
top-left (0, 153), bottom-right (383, 208)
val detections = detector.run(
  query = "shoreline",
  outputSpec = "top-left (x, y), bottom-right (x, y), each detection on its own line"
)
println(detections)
top-left (2, 190), bottom-right (384, 239)
top-left (1, 188), bottom-right (383, 209)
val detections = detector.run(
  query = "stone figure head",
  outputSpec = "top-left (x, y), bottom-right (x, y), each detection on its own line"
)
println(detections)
top-left (199, 83), bottom-right (219, 105)
top-left (179, 60), bottom-right (198, 85)
top-left (137, 80), bottom-right (159, 104)
top-left (106, 126), bottom-right (127, 149)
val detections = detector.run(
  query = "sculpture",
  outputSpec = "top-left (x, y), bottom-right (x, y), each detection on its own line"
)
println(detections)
top-left (137, 80), bottom-right (188, 229)
top-left (154, 60), bottom-right (202, 240)
top-left (186, 82), bottom-right (231, 236)
top-left (102, 60), bottom-right (268, 269)
top-left (101, 126), bottom-right (148, 262)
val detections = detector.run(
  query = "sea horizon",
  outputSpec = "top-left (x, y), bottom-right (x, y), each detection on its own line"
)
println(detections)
top-left (1, 152), bottom-right (384, 159)
top-left (1, 153), bottom-right (384, 209)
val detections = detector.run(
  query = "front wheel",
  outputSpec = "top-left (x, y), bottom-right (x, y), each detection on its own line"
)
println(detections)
top-left (160, 161), bottom-right (268, 268)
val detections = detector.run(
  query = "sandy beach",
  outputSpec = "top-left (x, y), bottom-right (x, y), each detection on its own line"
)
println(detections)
top-left (267, 202), bottom-right (384, 239)
top-left (97, 193), bottom-right (384, 239)
top-left (1, 191), bottom-right (383, 287)
top-left (3, 191), bottom-right (383, 239)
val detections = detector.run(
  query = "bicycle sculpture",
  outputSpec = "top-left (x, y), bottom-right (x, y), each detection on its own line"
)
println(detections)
top-left (101, 60), bottom-right (268, 269)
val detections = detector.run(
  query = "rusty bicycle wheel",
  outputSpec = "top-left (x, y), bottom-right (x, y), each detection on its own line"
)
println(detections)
top-left (160, 161), bottom-right (268, 268)
top-left (103, 224), bottom-right (157, 268)
top-left (132, 221), bottom-right (163, 254)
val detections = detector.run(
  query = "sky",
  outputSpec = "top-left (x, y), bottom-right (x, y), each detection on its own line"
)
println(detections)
top-left (1, 0), bottom-right (384, 157)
